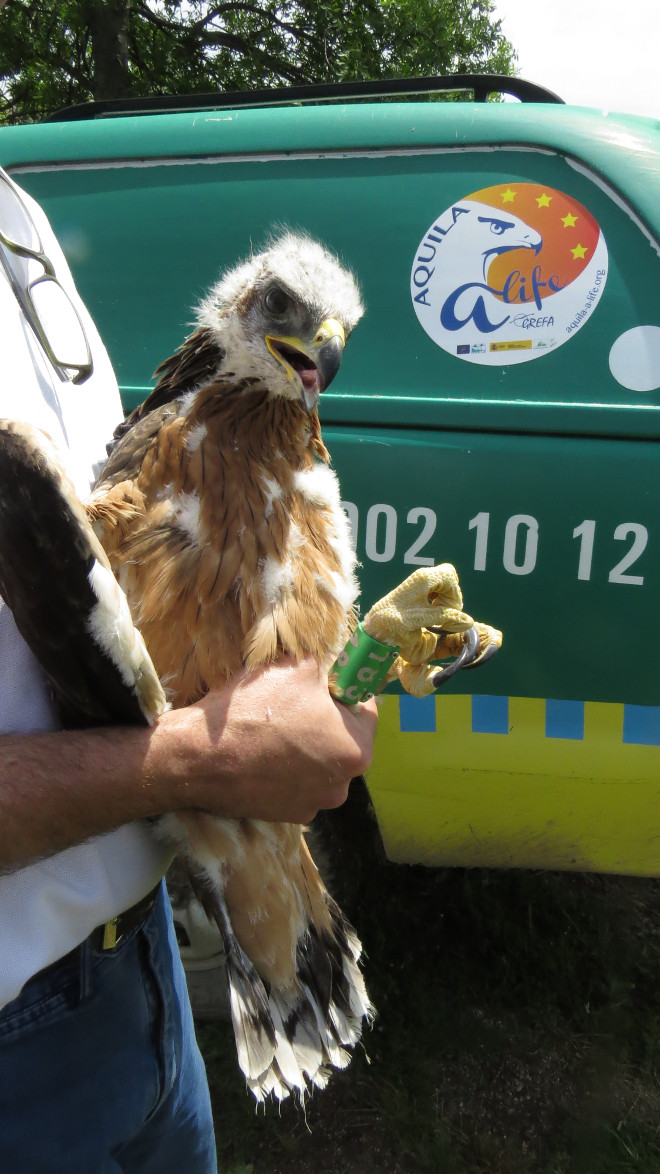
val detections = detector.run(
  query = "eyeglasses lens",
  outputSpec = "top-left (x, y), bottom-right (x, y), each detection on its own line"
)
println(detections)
top-left (29, 277), bottom-right (91, 368)
top-left (1, 174), bottom-right (93, 382)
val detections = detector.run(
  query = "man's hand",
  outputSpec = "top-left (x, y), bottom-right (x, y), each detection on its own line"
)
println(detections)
top-left (151, 657), bottom-right (379, 825)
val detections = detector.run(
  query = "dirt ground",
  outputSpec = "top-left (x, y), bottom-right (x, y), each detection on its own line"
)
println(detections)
top-left (199, 862), bottom-right (660, 1174)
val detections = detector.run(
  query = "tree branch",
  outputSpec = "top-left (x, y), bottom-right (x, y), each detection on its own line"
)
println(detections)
top-left (201, 30), bottom-right (309, 82)
top-left (188, 3), bottom-right (317, 46)
top-left (135, 1), bottom-right (318, 56)
top-left (134, 2), bottom-right (309, 83)
top-left (134, 1), bottom-right (180, 34)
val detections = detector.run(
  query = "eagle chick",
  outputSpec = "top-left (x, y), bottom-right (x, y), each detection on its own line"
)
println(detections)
top-left (88, 233), bottom-right (371, 1101)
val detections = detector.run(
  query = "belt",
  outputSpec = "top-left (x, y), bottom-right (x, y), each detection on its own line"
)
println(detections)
top-left (33, 882), bottom-right (162, 988)
top-left (91, 882), bottom-right (161, 952)
top-left (25, 883), bottom-right (162, 994)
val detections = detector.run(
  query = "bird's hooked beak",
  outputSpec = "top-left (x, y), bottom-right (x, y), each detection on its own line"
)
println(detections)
top-left (266, 319), bottom-right (346, 412)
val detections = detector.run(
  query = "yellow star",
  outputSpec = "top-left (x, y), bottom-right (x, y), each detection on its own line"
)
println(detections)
top-left (536, 193), bottom-right (552, 208)
top-left (571, 243), bottom-right (588, 260)
top-left (500, 188), bottom-right (517, 203)
top-left (562, 212), bottom-right (578, 228)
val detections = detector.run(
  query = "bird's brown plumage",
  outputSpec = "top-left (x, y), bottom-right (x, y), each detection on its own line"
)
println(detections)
top-left (91, 382), bottom-right (354, 968)
top-left (87, 233), bottom-right (370, 1099)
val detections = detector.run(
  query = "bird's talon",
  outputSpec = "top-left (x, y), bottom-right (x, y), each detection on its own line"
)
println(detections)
top-left (461, 624), bottom-right (481, 666)
top-left (431, 630), bottom-right (475, 687)
top-left (464, 639), bottom-right (501, 670)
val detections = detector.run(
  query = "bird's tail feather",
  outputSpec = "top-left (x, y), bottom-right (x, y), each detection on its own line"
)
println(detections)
top-left (185, 861), bottom-right (373, 1102)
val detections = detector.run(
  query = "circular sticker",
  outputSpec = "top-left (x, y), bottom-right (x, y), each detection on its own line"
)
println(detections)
top-left (411, 182), bottom-right (608, 365)
top-left (609, 326), bottom-right (660, 392)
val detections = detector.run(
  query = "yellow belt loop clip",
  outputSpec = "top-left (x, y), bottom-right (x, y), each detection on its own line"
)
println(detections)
top-left (102, 918), bottom-right (119, 950)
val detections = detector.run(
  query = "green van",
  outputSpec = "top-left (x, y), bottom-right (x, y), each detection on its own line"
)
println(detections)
top-left (2, 76), bottom-right (659, 876)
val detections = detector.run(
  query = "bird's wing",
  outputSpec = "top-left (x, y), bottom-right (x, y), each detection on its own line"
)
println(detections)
top-left (94, 400), bottom-right (181, 491)
top-left (108, 326), bottom-right (224, 456)
top-left (0, 419), bottom-right (165, 728)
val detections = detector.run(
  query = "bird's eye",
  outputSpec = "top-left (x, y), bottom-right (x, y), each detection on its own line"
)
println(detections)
top-left (264, 287), bottom-right (292, 316)
top-left (477, 216), bottom-right (514, 236)
top-left (488, 219), bottom-right (511, 235)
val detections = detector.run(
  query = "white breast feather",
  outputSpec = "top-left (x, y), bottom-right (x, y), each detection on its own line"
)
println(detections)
top-left (261, 474), bottom-right (283, 519)
top-left (173, 492), bottom-right (202, 545)
top-left (185, 422), bottom-right (208, 453)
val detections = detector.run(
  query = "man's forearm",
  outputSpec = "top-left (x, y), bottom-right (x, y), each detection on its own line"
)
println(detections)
top-left (0, 657), bottom-right (378, 873)
top-left (0, 722), bottom-right (172, 872)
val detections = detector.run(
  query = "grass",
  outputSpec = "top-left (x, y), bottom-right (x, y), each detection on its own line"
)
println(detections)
top-left (196, 818), bottom-right (660, 1174)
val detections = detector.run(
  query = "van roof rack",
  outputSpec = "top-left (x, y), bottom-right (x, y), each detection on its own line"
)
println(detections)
top-left (45, 73), bottom-right (564, 122)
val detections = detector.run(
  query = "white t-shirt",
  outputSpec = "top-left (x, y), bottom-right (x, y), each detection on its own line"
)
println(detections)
top-left (0, 169), bottom-right (172, 1008)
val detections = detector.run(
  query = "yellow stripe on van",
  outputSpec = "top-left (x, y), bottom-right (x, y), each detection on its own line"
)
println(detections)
top-left (366, 694), bottom-right (660, 877)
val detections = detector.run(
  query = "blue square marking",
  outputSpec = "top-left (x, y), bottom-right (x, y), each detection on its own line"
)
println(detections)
top-left (471, 695), bottom-right (509, 735)
top-left (399, 694), bottom-right (436, 733)
top-left (623, 705), bottom-right (660, 746)
top-left (545, 699), bottom-right (584, 741)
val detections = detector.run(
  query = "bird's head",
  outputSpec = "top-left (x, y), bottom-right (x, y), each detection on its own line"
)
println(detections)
top-left (196, 232), bottom-right (364, 411)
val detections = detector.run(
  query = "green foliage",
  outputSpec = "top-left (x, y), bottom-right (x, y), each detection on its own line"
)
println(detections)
top-left (0, 0), bottom-right (515, 124)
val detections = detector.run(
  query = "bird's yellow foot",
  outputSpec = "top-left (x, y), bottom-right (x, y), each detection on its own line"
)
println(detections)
top-left (361, 565), bottom-right (502, 698)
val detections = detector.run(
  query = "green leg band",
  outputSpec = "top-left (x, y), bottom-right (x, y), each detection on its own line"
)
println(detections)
top-left (332, 623), bottom-right (400, 704)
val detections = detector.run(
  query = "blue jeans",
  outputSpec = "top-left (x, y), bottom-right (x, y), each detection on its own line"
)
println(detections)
top-left (0, 882), bottom-right (217, 1173)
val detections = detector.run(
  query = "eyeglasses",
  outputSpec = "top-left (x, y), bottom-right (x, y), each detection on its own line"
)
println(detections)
top-left (0, 170), bottom-right (93, 385)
